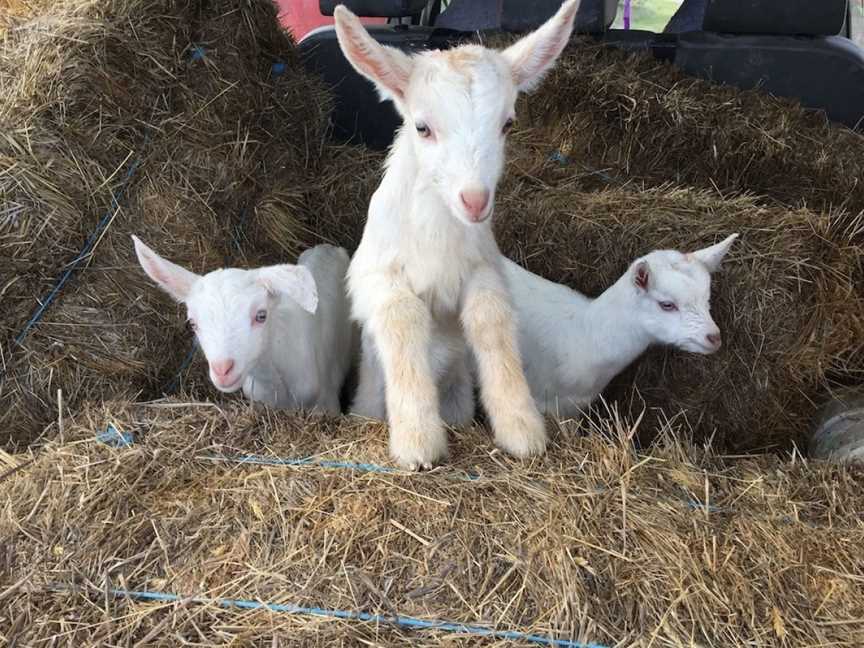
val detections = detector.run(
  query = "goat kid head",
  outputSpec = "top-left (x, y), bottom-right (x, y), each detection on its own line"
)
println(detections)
top-left (333, 1), bottom-right (581, 226)
top-left (630, 234), bottom-right (738, 354)
top-left (132, 236), bottom-right (318, 393)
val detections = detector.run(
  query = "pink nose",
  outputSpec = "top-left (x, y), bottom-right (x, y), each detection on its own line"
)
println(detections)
top-left (706, 333), bottom-right (722, 349)
top-left (210, 359), bottom-right (235, 383)
top-left (459, 188), bottom-right (490, 222)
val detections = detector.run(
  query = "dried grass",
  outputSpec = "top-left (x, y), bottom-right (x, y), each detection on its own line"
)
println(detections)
top-left (0, 0), bottom-right (182, 158)
top-left (0, 0), bottom-right (332, 449)
top-left (2, 399), bottom-right (863, 646)
top-left (514, 38), bottom-right (864, 214)
top-left (2, 23), bottom-right (864, 646)
top-left (0, 128), bottom-right (119, 344)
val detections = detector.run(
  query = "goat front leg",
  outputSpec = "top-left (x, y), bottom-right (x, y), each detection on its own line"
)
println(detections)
top-left (367, 287), bottom-right (448, 469)
top-left (461, 267), bottom-right (546, 457)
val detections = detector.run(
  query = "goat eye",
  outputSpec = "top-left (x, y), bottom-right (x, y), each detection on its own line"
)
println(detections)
top-left (658, 301), bottom-right (678, 312)
top-left (502, 118), bottom-right (514, 134)
top-left (255, 309), bottom-right (267, 323)
top-left (415, 122), bottom-right (431, 138)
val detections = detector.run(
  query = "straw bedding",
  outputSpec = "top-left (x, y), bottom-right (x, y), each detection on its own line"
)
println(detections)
top-left (0, 168), bottom-right (226, 448)
top-left (0, 128), bottom-right (119, 345)
top-left (2, 10), bottom-right (864, 644)
top-left (0, 0), bottom-right (332, 448)
top-left (517, 39), bottom-right (864, 215)
top-left (0, 0), bottom-right (183, 364)
top-left (2, 399), bottom-right (863, 646)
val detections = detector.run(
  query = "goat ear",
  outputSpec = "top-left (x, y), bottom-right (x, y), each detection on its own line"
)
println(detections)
top-left (132, 235), bottom-right (199, 302)
top-left (334, 5), bottom-right (413, 109)
top-left (501, 0), bottom-right (580, 92)
top-left (633, 260), bottom-right (650, 291)
top-left (691, 233), bottom-right (738, 273)
top-left (257, 264), bottom-right (318, 314)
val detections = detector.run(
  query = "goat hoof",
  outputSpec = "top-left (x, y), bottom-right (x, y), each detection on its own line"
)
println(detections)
top-left (389, 421), bottom-right (448, 470)
top-left (494, 407), bottom-right (547, 458)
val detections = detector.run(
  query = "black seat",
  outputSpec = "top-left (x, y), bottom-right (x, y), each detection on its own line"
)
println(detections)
top-left (433, 0), bottom-right (500, 31)
top-left (670, 0), bottom-right (864, 129)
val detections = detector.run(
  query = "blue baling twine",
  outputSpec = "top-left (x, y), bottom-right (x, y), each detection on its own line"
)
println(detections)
top-left (190, 44), bottom-right (207, 61)
top-left (11, 152), bottom-right (144, 351)
top-left (162, 340), bottom-right (199, 394)
top-left (95, 428), bottom-right (477, 479)
top-left (201, 452), bottom-right (479, 480)
top-left (107, 588), bottom-right (609, 648)
top-left (96, 424), bottom-right (135, 449)
top-left (95, 429), bottom-right (722, 510)
top-left (206, 453), bottom-right (399, 474)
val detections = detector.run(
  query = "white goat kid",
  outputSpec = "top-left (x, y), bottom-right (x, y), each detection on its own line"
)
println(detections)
top-left (133, 237), bottom-right (353, 414)
top-left (333, 0), bottom-right (582, 469)
top-left (506, 234), bottom-right (738, 418)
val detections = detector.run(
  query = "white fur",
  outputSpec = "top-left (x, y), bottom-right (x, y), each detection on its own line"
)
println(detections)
top-left (133, 237), bottom-right (354, 414)
top-left (504, 235), bottom-right (738, 417)
top-left (334, 1), bottom-right (582, 469)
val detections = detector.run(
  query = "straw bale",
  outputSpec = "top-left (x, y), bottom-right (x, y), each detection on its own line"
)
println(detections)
top-left (0, 0), bottom-right (335, 450)
top-left (0, 0), bottom-right (183, 162)
top-left (0, 162), bottom-right (233, 449)
top-left (514, 39), bottom-right (864, 214)
top-left (494, 181), bottom-right (864, 452)
top-left (246, 143), bottom-right (385, 265)
top-left (0, 127), bottom-right (118, 348)
top-left (161, 0), bottom-right (332, 213)
top-left (3, 399), bottom-right (864, 646)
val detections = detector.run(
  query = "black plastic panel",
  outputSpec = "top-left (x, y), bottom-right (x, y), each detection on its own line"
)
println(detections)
top-left (703, 0), bottom-right (848, 36)
top-left (319, 0), bottom-right (427, 18)
top-left (675, 32), bottom-right (864, 128)
top-left (664, 0), bottom-right (708, 33)
top-left (501, 0), bottom-right (618, 33)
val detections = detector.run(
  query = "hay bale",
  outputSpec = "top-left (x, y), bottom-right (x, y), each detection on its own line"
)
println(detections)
top-left (0, 0), bottom-right (183, 162)
top-left (0, 0), bottom-right (335, 449)
top-left (4, 399), bottom-right (864, 645)
top-left (514, 39), bottom-right (864, 213)
top-left (0, 162), bottom-right (234, 448)
top-left (0, 128), bottom-right (119, 347)
top-left (495, 182), bottom-right (864, 451)
top-left (160, 0), bottom-right (332, 214)
top-left (246, 143), bottom-right (385, 264)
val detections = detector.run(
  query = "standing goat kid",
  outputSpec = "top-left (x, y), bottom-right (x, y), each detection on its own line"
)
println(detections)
top-left (334, 1), bottom-right (583, 468)
top-left (506, 234), bottom-right (738, 417)
top-left (133, 237), bottom-right (354, 414)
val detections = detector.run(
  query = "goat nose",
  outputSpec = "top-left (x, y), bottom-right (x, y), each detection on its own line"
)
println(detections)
top-left (459, 187), bottom-right (490, 222)
top-left (706, 332), bottom-right (722, 349)
top-left (211, 358), bottom-right (235, 379)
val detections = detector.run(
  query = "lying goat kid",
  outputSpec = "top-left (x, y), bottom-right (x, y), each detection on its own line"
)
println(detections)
top-left (506, 235), bottom-right (738, 417)
top-left (133, 237), bottom-right (354, 414)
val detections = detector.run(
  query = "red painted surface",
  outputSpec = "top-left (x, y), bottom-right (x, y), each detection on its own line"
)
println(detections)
top-left (276, 0), bottom-right (386, 42)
